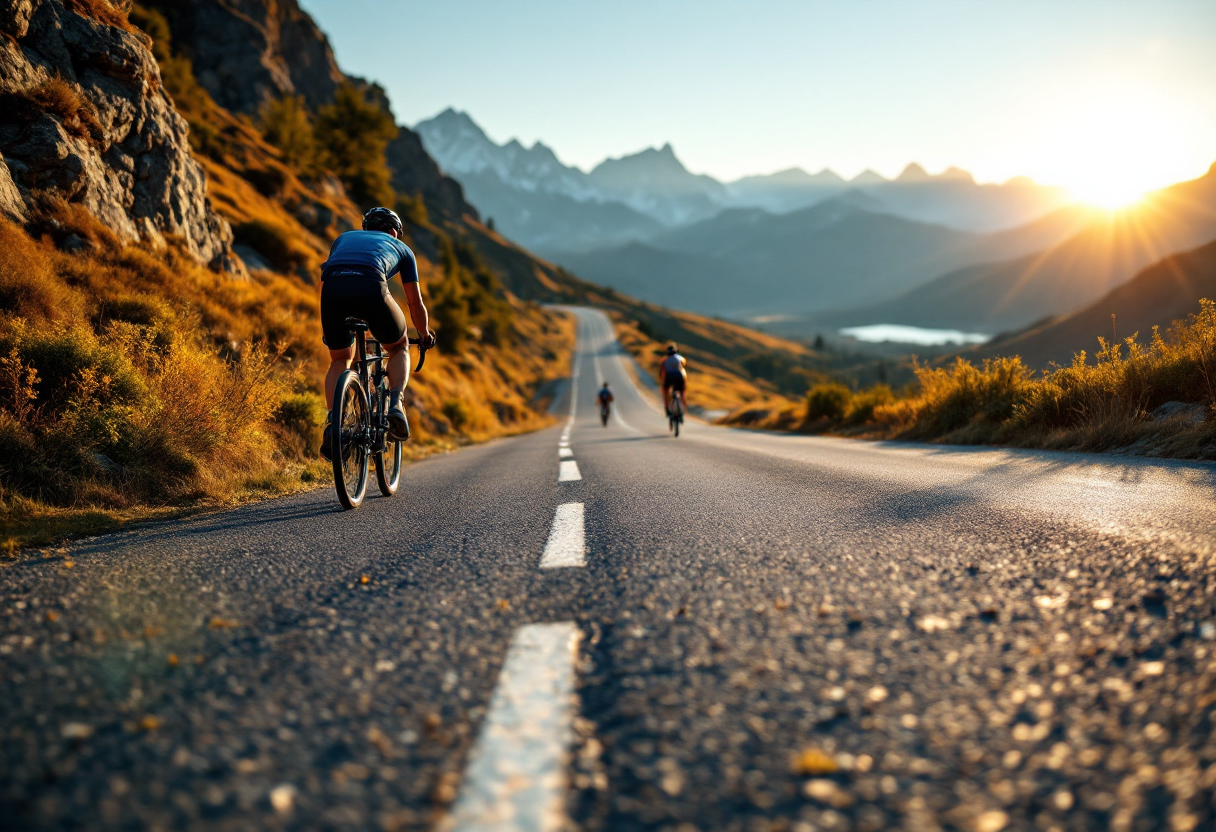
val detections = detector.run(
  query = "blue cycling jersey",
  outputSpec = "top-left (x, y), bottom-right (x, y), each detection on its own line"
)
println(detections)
top-left (321, 230), bottom-right (419, 283)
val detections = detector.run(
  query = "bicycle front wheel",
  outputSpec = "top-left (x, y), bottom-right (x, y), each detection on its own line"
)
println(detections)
top-left (332, 370), bottom-right (370, 510)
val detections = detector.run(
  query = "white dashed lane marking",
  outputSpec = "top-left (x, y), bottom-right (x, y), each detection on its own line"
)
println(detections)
top-left (539, 503), bottom-right (586, 569)
top-left (559, 448), bottom-right (573, 458)
top-left (440, 623), bottom-right (580, 832)
top-left (558, 460), bottom-right (582, 482)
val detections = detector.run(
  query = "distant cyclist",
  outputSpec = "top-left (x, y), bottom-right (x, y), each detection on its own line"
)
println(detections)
top-left (597, 382), bottom-right (614, 426)
top-left (658, 343), bottom-right (687, 417)
top-left (318, 207), bottom-right (436, 460)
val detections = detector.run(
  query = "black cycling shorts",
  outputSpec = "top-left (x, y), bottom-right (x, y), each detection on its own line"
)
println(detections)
top-left (663, 375), bottom-right (686, 393)
top-left (320, 273), bottom-right (407, 350)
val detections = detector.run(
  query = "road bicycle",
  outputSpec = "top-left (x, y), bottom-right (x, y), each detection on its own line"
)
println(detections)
top-left (330, 319), bottom-right (430, 510)
top-left (600, 402), bottom-right (610, 426)
top-left (666, 389), bottom-right (684, 437)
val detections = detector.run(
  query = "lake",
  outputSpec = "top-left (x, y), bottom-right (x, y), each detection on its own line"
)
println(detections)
top-left (839, 324), bottom-right (992, 346)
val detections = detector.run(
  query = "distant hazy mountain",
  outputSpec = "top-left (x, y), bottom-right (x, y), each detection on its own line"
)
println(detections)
top-left (587, 143), bottom-right (729, 226)
top-left (415, 109), bottom-right (661, 253)
top-left (416, 108), bottom-right (600, 201)
top-left (726, 167), bottom-right (847, 213)
top-left (556, 194), bottom-right (1082, 318)
top-left (976, 236), bottom-right (1216, 368)
top-left (830, 163), bottom-right (1216, 333)
top-left (726, 162), bottom-right (1070, 232)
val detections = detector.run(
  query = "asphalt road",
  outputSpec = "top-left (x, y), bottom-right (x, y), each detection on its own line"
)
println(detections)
top-left (3, 307), bottom-right (1215, 832)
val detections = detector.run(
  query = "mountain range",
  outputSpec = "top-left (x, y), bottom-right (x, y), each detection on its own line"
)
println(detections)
top-left (414, 109), bottom-right (1071, 256)
top-left (557, 193), bottom-right (1095, 320)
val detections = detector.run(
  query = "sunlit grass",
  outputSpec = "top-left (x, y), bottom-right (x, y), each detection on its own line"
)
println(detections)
top-left (726, 300), bottom-right (1216, 460)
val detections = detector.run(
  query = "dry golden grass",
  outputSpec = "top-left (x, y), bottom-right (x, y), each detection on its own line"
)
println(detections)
top-left (64, 0), bottom-right (137, 31)
top-left (725, 300), bottom-right (1216, 460)
top-left (0, 76), bottom-right (105, 145)
top-left (0, 200), bottom-right (576, 549)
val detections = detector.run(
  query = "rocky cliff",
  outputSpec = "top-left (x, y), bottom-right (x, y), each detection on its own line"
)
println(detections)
top-left (142, 0), bottom-right (475, 223)
top-left (0, 0), bottom-right (236, 269)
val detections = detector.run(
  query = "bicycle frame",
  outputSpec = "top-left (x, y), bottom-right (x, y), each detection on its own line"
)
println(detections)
top-left (351, 328), bottom-right (388, 452)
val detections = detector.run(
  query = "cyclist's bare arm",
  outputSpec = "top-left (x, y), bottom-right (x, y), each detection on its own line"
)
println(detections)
top-left (403, 282), bottom-right (433, 345)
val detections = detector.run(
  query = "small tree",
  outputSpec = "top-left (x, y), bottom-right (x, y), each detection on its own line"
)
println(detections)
top-left (314, 83), bottom-right (398, 207)
top-left (259, 95), bottom-right (319, 173)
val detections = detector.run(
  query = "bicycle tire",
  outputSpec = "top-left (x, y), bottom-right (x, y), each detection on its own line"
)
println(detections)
top-left (375, 435), bottom-right (403, 496)
top-left (332, 370), bottom-right (370, 510)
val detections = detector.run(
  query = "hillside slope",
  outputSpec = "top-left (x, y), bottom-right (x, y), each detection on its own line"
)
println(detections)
top-left (978, 237), bottom-right (1216, 368)
top-left (832, 163), bottom-right (1216, 332)
top-left (0, 0), bottom-right (578, 545)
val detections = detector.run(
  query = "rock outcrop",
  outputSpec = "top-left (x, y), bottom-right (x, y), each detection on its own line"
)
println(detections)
top-left (148, 0), bottom-right (477, 223)
top-left (139, 0), bottom-right (345, 114)
top-left (0, 0), bottom-right (236, 269)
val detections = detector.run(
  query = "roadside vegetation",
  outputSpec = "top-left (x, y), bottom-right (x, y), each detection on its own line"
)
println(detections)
top-left (0, 7), bottom-right (575, 549)
top-left (726, 301), bottom-right (1216, 459)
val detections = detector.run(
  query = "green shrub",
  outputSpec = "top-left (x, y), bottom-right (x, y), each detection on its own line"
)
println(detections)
top-left (845, 383), bottom-right (894, 425)
top-left (806, 382), bottom-right (852, 421)
top-left (276, 391), bottom-right (327, 454)
top-left (442, 399), bottom-right (469, 429)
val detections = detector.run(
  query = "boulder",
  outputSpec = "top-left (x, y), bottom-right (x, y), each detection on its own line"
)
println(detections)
top-left (0, 0), bottom-right (236, 270)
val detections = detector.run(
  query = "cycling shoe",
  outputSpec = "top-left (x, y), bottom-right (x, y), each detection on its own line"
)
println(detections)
top-left (386, 405), bottom-right (410, 441)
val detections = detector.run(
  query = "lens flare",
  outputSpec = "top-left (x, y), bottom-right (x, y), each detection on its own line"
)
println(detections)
top-left (1031, 91), bottom-right (1194, 210)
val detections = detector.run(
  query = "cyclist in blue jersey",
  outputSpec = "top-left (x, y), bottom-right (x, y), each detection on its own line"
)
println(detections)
top-left (318, 207), bottom-right (436, 460)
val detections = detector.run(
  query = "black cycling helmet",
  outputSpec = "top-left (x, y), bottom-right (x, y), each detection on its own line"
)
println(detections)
top-left (362, 207), bottom-right (402, 234)
top-left (666, 343), bottom-right (677, 355)
top-left (602, 381), bottom-right (610, 387)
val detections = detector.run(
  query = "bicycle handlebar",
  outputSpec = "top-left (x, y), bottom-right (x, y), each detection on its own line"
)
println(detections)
top-left (407, 337), bottom-right (432, 372)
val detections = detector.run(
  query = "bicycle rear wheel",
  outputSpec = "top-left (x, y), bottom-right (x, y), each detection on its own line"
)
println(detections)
top-left (332, 370), bottom-right (369, 510)
top-left (375, 434), bottom-right (403, 496)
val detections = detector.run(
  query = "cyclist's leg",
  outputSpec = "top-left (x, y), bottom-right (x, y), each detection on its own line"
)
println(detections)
top-left (319, 281), bottom-right (358, 409)
top-left (324, 347), bottom-right (354, 409)
top-left (370, 283), bottom-right (411, 439)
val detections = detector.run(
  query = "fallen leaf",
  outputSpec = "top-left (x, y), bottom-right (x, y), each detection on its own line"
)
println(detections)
top-left (45, 611), bottom-right (59, 622)
top-left (167, 653), bottom-right (179, 666)
top-left (139, 715), bottom-right (161, 731)
top-left (360, 575), bottom-right (370, 585)
top-left (209, 618), bottom-right (237, 629)
top-left (496, 599), bottom-right (510, 612)
top-left (791, 748), bottom-right (839, 775)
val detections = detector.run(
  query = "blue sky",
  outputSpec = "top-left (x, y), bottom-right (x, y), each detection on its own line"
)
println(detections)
top-left (300, 0), bottom-right (1215, 197)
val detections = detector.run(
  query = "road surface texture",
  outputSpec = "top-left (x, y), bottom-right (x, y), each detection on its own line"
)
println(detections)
top-left (2, 308), bottom-right (1215, 832)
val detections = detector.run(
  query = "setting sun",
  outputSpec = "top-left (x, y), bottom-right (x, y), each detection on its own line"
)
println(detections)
top-left (1031, 91), bottom-right (1195, 210)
